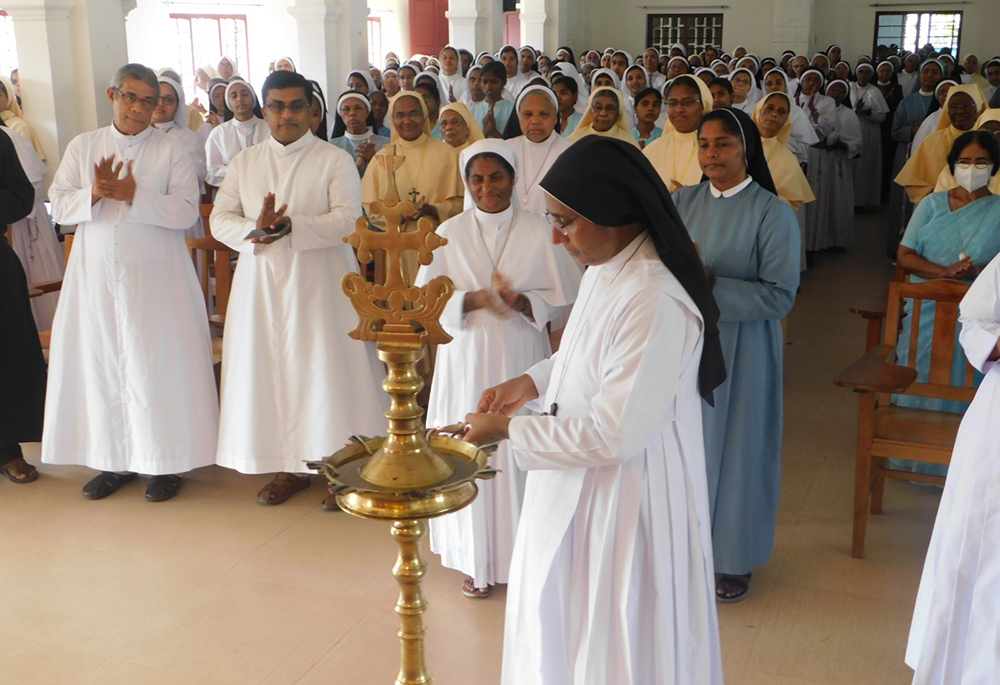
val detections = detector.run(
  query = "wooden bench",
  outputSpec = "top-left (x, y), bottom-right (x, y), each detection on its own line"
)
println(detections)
top-left (834, 278), bottom-right (975, 558)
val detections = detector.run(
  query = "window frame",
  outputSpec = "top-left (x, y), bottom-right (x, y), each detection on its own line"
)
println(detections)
top-left (645, 13), bottom-right (724, 57)
top-left (872, 10), bottom-right (962, 57)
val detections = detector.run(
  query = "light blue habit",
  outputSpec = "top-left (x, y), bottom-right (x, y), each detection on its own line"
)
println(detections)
top-left (891, 192), bottom-right (1000, 475)
top-left (470, 99), bottom-right (514, 137)
top-left (329, 132), bottom-right (390, 178)
top-left (673, 179), bottom-right (801, 576)
top-left (560, 111), bottom-right (583, 138)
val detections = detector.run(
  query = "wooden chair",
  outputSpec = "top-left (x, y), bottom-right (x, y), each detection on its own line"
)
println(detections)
top-left (186, 235), bottom-right (237, 372)
top-left (849, 264), bottom-right (911, 352)
top-left (835, 279), bottom-right (975, 558)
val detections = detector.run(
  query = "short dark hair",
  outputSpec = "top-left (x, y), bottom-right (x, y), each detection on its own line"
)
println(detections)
top-left (633, 87), bottom-right (662, 106)
top-left (464, 151), bottom-right (515, 181)
top-left (707, 77), bottom-right (734, 94)
top-left (482, 61), bottom-right (508, 84)
top-left (262, 69), bottom-right (313, 104)
top-left (948, 130), bottom-right (1000, 175)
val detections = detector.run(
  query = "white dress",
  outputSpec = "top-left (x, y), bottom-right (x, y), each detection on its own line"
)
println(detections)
top-left (850, 83), bottom-right (890, 207)
top-left (803, 96), bottom-right (862, 250)
top-left (906, 250), bottom-right (1000, 684)
top-left (437, 71), bottom-right (469, 104)
top-left (210, 133), bottom-right (387, 474)
top-left (418, 205), bottom-right (581, 589)
top-left (501, 233), bottom-right (722, 685)
top-left (1, 126), bottom-right (64, 330)
top-left (156, 119), bottom-right (208, 238)
top-left (505, 133), bottom-right (574, 219)
top-left (42, 124), bottom-right (219, 475)
top-left (204, 117), bottom-right (270, 187)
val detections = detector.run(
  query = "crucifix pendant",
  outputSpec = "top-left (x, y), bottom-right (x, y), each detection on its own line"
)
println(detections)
top-left (409, 188), bottom-right (420, 205)
top-left (959, 252), bottom-right (968, 261)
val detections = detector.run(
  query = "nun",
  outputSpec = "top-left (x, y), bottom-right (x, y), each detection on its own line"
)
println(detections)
top-left (567, 86), bottom-right (639, 148)
top-left (437, 101), bottom-right (485, 152)
top-left (152, 74), bottom-right (208, 237)
top-left (672, 107), bottom-right (800, 602)
top-left (329, 90), bottom-right (389, 177)
top-left (205, 79), bottom-right (269, 188)
top-left (761, 67), bottom-right (819, 164)
top-left (461, 135), bottom-right (725, 685)
top-left (643, 75), bottom-right (714, 192)
top-left (504, 85), bottom-right (573, 218)
top-left (419, 139), bottom-right (581, 599)
top-left (851, 63), bottom-right (891, 207)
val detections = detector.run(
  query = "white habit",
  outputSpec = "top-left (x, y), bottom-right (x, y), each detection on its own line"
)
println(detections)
top-left (501, 233), bottom-right (723, 685)
top-left (42, 124), bottom-right (219, 474)
top-left (211, 133), bottom-right (387, 474)
top-left (156, 119), bottom-right (208, 238)
top-left (418, 205), bottom-right (581, 589)
top-left (205, 117), bottom-right (270, 187)
top-left (506, 133), bottom-right (573, 218)
top-left (1, 126), bottom-right (65, 330)
top-left (906, 250), bottom-right (1000, 684)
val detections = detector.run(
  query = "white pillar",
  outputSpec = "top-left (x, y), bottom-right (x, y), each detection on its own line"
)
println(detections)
top-left (288, 0), bottom-right (368, 105)
top-left (772, 0), bottom-right (814, 57)
top-left (446, 0), bottom-right (485, 53)
top-left (520, 6), bottom-right (547, 53)
top-left (5, 0), bottom-right (127, 184)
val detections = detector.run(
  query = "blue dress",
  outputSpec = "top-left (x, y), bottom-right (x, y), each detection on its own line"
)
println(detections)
top-left (631, 125), bottom-right (663, 148)
top-left (470, 99), bottom-right (514, 137)
top-left (329, 133), bottom-right (391, 178)
top-left (673, 180), bottom-right (801, 575)
top-left (891, 192), bottom-right (1000, 475)
top-left (560, 111), bottom-right (583, 138)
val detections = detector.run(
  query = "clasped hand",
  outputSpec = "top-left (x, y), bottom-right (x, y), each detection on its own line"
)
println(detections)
top-left (460, 374), bottom-right (540, 446)
top-left (401, 195), bottom-right (439, 223)
top-left (464, 272), bottom-right (528, 319)
top-left (92, 156), bottom-right (137, 204)
top-left (942, 256), bottom-right (975, 280)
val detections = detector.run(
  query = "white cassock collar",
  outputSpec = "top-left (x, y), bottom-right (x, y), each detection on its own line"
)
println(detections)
top-left (111, 122), bottom-right (154, 147)
top-left (266, 130), bottom-right (315, 156)
top-left (709, 174), bottom-right (753, 198)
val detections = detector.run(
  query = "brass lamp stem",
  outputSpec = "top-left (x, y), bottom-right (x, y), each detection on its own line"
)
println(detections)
top-left (392, 520), bottom-right (431, 685)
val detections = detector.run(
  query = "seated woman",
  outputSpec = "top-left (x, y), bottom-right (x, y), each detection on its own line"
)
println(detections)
top-left (894, 130), bottom-right (1000, 422)
top-left (567, 87), bottom-right (639, 147)
top-left (437, 101), bottom-right (484, 152)
top-left (933, 108), bottom-right (1000, 194)
top-left (631, 87), bottom-right (663, 149)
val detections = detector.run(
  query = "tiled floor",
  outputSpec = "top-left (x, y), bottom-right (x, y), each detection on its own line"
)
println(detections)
top-left (3, 209), bottom-right (937, 684)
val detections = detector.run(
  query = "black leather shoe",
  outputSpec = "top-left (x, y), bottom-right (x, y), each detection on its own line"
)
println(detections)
top-left (82, 472), bottom-right (137, 500)
top-left (146, 475), bottom-right (182, 502)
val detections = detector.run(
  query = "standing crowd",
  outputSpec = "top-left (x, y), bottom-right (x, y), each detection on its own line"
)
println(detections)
top-left (2, 36), bottom-right (1000, 685)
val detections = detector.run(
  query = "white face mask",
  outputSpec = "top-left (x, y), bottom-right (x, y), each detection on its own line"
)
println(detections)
top-left (953, 164), bottom-right (993, 193)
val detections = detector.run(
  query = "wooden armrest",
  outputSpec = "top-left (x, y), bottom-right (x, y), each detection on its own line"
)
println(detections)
top-left (849, 290), bottom-right (888, 319)
top-left (834, 344), bottom-right (917, 393)
top-left (28, 279), bottom-right (63, 298)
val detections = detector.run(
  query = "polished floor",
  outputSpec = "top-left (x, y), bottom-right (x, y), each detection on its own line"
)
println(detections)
top-left (2, 210), bottom-right (938, 684)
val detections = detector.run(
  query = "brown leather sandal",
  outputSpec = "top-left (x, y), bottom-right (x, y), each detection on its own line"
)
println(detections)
top-left (462, 577), bottom-right (493, 598)
top-left (257, 473), bottom-right (310, 505)
top-left (0, 457), bottom-right (39, 484)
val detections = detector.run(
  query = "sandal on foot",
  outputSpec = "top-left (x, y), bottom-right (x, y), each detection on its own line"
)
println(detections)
top-left (82, 471), bottom-right (137, 500)
top-left (462, 577), bottom-right (493, 599)
top-left (716, 573), bottom-right (752, 604)
top-left (0, 457), bottom-right (39, 484)
top-left (257, 473), bottom-right (310, 506)
top-left (146, 475), bottom-right (182, 502)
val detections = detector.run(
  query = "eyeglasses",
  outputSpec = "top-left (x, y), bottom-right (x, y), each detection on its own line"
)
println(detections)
top-left (947, 101), bottom-right (978, 112)
top-left (113, 87), bottom-right (158, 111)
top-left (666, 98), bottom-right (702, 109)
top-left (265, 100), bottom-right (310, 114)
top-left (955, 162), bottom-right (992, 170)
top-left (591, 102), bottom-right (619, 114)
top-left (157, 95), bottom-right (178, 106)
top-left (544, 211), bottom-right (580, 235)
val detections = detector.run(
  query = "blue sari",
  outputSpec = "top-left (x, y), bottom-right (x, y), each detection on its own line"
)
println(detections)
top-left (892, 192), bottom-right (1000, 474)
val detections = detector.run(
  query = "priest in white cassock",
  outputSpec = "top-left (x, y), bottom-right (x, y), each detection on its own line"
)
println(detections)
top-left (462, 136), bottom-right (725, 685)
top-left (906, 248), bottom-right (1000, 684)
top-left (419, 140), bottom-right (581, 598)
top-left (210, 70), bottom-right (386, 507)
top-left (504, 85), bottom-right (573, 218)
top-left (205, 79), bottom-right (269, 188)
top-left (42, 63), bottom-right (219, 502)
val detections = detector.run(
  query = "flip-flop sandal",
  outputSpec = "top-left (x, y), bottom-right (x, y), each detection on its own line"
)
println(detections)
top-left (0, 457), bottom-right (39, 484)
top-left (257, 473), bottom-right (310, 505)
top-left (82, 471), bottom-right (137, 500)
top-left (716, 573), bottom-right (752, 603)
top-left (462, 577), bottom-right (493, 599)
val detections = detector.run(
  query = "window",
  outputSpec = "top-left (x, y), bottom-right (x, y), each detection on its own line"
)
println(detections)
top-left (874, 11), bottom-right (961, 56)
top-left (0, 10), bottom-right (17, 79)
top-left (367, 16), bottom-right (381, 68)
top-left (646, 13), bottom-right (723, 56)
top-left (171, 13), bottom-right (249, 99)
